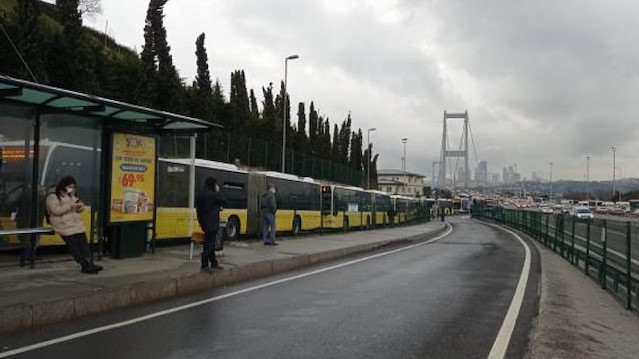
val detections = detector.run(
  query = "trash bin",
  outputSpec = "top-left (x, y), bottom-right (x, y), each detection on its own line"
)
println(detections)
top-left (109, 222), bottom-right (147, 258)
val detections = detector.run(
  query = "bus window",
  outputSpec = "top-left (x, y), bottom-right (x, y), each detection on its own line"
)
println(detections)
top-left (158, 162), bottom-right (189, 207)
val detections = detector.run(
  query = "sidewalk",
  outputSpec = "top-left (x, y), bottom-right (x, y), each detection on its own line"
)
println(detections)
top-left (525, 236), bottom-right (639, 358)
top-left (0, 222), bottom-right (447, 332)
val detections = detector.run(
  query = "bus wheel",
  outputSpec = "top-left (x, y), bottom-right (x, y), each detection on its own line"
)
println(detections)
top-left (292, 216), bottom-right (302, 236)
top-left (225, 216), bottom-right (240, 241)
top-left (344, 217), bottom-right (349, 232)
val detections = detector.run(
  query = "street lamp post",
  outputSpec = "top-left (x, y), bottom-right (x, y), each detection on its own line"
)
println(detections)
top-left (281, 54), bottom-right (299, 173)
top-left (366, 128), bottom-right (377, 189)
top-left (586, 156), bottom-right (590, 201)
top-left (549, 161), bottom-right (553, 201)
top-left (612, 146), bottom-right (616, 201)
top-left (402, 138), bottom-right (407, 195)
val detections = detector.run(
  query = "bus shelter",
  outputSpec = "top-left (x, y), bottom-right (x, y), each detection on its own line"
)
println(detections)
top-left (0, 75), bottom-right (220, 265)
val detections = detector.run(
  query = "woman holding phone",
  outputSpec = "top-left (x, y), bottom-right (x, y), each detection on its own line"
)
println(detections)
top-left (46, 176), bottom-right (103, 274)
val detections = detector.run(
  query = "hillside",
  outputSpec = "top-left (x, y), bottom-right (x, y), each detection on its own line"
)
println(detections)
top-left (0, 0), bottom-right (138, 65)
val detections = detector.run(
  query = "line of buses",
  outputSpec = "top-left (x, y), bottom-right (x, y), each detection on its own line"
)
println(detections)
top-left (0, 142), bottom-right (431, 246)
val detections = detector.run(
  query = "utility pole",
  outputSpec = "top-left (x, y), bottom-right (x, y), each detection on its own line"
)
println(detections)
top-left (549, 161), bottom-right (553, 201)
top-left (586, 156), bottom-right (590, 201)
top-left (281, 54), bottom-right (299, 173)
top-left (402, 138), bottom-right (407, 194)
top-left (612, 146), bottom-right (616, 201)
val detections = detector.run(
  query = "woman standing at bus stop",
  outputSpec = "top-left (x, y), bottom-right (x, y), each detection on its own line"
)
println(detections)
top-left (46, 176), bottom-right (103, 274)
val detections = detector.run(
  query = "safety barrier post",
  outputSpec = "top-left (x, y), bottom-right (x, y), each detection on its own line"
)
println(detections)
top-left (537, 212), bottom-right (542, 241)
top-left (545, 214), bottom-right (550, 247)
top-left (600, 219), bottom-right (608, 290)
top-left (585, 220), bottom-right (591, 276)
top-left (553, 216), bottom-right (559, 253)
top-left (560, 216), bottom-right (566, 258)
top-left (626, 221), bottom-right (632, 310)
top-left (571, 219), bottom-right (576, 264)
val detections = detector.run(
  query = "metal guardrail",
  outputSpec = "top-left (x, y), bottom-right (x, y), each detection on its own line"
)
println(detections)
top-left (473, 207), bottom-right (638, 312)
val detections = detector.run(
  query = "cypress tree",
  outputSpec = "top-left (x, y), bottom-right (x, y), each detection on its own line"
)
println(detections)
top-left (249, 89), bottom-right (259, 119)
top-left (211, 79), bottom-right (227, 125)
top-left (137, 0), bottom-right (159, 107)
top-left (308, 102), bottom-right (318, 154)
top-left (261, 82), bottom-right (277, 140)
top-left (296, 102), bottom-right (307, 149)
top-left (56, 0), bottom-right (94, 92)
top-left (332, 123), bottom-right (340, 162)
top-left (150, 0), bottom-right (183, 112)
top-left (14, 0), bottom-right (46, 82)
top-left (193, 32), bottom-right (213, 121)
top-left (229, 69), bottom-right (251, 132)
top-left (349, 129), bottom-right (363, 172)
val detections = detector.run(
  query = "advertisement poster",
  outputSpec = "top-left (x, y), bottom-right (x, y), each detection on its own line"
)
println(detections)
top-left (110, 133), bottom-right (156, 223)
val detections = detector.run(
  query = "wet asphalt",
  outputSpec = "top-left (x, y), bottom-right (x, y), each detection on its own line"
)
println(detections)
top-left (1, 217), bottom-right (540, 359)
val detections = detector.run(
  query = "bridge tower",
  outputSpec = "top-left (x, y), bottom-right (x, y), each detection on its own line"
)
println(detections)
top-left (439, 111), bottom-right (470, 189)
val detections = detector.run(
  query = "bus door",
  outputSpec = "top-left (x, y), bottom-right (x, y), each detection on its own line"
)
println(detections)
top-left (321, 185), bottom-right (335, 228)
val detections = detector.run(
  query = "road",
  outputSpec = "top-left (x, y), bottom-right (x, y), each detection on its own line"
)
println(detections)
top-left (0, 218), bottom-right (540, 359)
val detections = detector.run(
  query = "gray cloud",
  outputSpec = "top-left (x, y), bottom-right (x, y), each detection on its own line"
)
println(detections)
top-left (87, 0), bottom-right (639, 182)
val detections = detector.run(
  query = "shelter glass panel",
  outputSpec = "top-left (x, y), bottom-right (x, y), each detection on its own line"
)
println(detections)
top-left (0, 103), bottom-right (35, 234)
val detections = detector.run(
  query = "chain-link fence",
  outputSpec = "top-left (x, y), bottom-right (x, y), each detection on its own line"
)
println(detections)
top-left (473, 206), bottom-right (639, 312)
top-left (159, 131), bottom-right (364, 187)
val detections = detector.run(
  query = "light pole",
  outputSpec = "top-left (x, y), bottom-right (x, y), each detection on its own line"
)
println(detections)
top-left (281, 54), bottom-right (299, 173)
top-left (586, 156), bottom-right (590, 201)
top-left (366, 128), bottom-right (377, 189)
top-left (612, 146), bottom-right (616, 201)
top-left (402, 138), bottom-right (407, 195)
top-left (549, 161), bottom-right (553, 202)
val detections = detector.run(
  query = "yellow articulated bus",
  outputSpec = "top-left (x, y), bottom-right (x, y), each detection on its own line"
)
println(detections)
top-left (320, 184), bottom-right (397, 230)
top-left (256, 171), bottom-right (322, 235)
top-left (157, 159), bottom-right (323, 241)
top-left (370, 190), bottom-right (392, 226)
top-left (156, 158), bottom-right (250, 241)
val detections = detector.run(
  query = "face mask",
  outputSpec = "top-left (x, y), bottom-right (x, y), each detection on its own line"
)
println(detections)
top-left (270, 188), bottom-right (276, 194)
top-left (215, 184), bottom-right (220, 192)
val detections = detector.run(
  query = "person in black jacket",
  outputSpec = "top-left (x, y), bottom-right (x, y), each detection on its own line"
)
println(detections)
top-left (195, 177), bottom-right (227, 272)
top-left (260, 183), bottom-right (278, 245)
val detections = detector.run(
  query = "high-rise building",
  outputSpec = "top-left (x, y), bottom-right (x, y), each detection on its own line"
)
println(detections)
top-left (475, 160), bottom-right (488, 184)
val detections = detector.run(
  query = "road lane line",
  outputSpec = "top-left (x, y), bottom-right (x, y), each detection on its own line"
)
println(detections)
top-left (486, 225), bottom-right (531, 359)
top-left (0, 224), bottom-right (453, 358)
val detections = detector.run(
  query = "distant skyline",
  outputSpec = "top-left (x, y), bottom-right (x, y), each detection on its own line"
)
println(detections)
top-left (72, 0), bottom-right (639, 181)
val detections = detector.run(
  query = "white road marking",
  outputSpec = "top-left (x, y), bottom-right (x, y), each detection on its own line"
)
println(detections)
top-left (0, 224), bottom-right (453, 358)
top-left (486, 224), bottom-right (532, 359)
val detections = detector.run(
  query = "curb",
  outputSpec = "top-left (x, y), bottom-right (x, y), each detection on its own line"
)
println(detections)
top-left (0, 223), bottom-right (448, 333)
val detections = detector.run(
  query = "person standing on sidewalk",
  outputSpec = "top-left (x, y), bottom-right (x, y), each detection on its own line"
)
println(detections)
top-left (196, 177), bottom-right (227, 272)
top-left (46, 176), bottom-right (103, 274)
top-left (261, 183), bottom-right (278, 246)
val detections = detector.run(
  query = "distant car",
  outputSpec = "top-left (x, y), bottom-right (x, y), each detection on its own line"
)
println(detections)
top-left (570, 206), bottom-right (593, 219)
top-left (540, 206), bottom-right (553, 214)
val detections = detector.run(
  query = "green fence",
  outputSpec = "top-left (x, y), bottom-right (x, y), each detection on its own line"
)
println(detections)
top-left (473, 207), bottom-right (638, 312)
top-left (159, 131), bottom-right (364, 187)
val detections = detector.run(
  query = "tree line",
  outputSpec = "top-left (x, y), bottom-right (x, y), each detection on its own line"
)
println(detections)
top-left (0, 0), bottom-right (378, 188)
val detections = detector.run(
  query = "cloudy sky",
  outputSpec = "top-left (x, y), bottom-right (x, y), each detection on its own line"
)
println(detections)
top-left (79, 0), bottom-right (639, 182)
